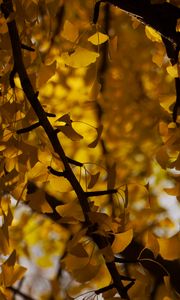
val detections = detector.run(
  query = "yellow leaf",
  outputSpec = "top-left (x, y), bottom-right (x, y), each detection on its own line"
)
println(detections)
top-left (61, 20), bottom-right (79, 42)
top-left (26, 189), bottom-right (53, 213)
top-left (0, 228), bottom-right (10, 255)
top-left (145, 26), bottom-right (162, 43)
top-left (61, 47), bottom-right (99, 68)
top-left (157, 234), bottom-right (180, 260)
top-left (56, 201), bottom-right (84, 222)
top-left (156, 146), bottom-right (169, 169)
top-left (69, 243), bottom-right (88, 258)
top-left (38, 61), bottom-right (56, 88)
top-left (146, 232), bottom-right (159, 258)
top-left (56, 124), bottom-right (83, 141)
top-left (111, 229), bottom-right (133, 253)
top-left (88, 31), bottom-right (109, 45)
top-left (166, 64), bottom-right (178, 78)
top-left (88, 125), bottom-right (103, 148)
top-left (73, 264), bottom-right (100, 283)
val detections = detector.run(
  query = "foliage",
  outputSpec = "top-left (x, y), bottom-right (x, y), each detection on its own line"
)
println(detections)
top-left (0, 0), bottom-right (179, 299)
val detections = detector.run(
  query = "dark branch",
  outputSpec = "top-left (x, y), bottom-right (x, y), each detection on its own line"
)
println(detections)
top-left (21, 43), bottom-right (35, 52)
top-left (9, 66), bottom-right (16, 88)
top-left (16, 122), bottom-right (41, 134)
top-left (66, 156), bottom-right (83, 167)
top-left (9, 287), bottom-right (36, 300)
top-left (95, 283), bottom-right (114, 295)
top-left (85, 189), bottom-right (117, 197)
top-left (173, 77), bottom-right (180, 123)
top-left (48, 166), bottom-right (67, 177)
top-left (115, 257), bottom-right (138, 264)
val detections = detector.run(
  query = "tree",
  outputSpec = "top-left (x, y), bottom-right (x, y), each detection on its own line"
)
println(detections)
top-left (0, 0), bottom-right (179, 299)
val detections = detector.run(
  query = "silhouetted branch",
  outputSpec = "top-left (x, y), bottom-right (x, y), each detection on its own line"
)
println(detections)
top-left (9, 287), bottom-right (36, 300)
top-left (16, 122), bottom-right (41, 134)
top-left (48, 166), bottom-right (67, 177)
top-left (95, 284), bottom-right (114, 295)
top-left (85, 189), bottom-right (117, 197)
top-left (173, 77), bottom-right (180, 123)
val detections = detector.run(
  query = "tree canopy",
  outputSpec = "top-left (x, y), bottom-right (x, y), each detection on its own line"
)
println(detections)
top-left (0, 0), bottom-right (180, 299)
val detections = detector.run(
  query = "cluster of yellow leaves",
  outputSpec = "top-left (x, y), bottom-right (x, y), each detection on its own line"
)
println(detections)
top-left (0, 0), bottom-right (179, 299)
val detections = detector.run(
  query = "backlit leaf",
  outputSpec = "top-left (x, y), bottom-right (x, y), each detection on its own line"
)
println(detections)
top-left (56, 124), bottom-right (83, 141)
top-left (88, 31), bottom-right (109, 45)
top-left (61, 47), bottom-right (99, 68)
top-left (146, 232), bottom-right (159, 258)
top-left (157, 235), bottom-right (180, 260)
top-left (38, 61), bottom-right (56, 88)
top-left (111, 229), bottom-right (133, 253)
top-left (88, 125), bottom-right (103, 148)
top-left (61, 20), bottom-right (79, 42)
top-left (56, 201), bottom-right (84, 221)
top-left (145, 26), bottom-right (162, 42)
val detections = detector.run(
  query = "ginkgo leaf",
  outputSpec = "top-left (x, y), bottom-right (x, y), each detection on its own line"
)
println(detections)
top-left (145, 232), bottom-right (159, 258)
top-left (0, 228), bottom-right (10, 255)
top-left (61, 20), bottom-right (79, 42)
top-left (61, 47), bottom-right (99, 68)
top-left (111, 229), bottom-right (133, 253)
top-left (156, 146), bottom-right (169, 169)
top-left (69, 243), bottom-right (88, 258)
top-left (56, 124), bottom-right (83, 141)
top-left (88, 125), bottom-right (103, 148)
top-left (56, 201), bottom-right (84, 221)
top-left (56, 113), bottom-right (72, 125)
top-left (157, 234), bottom-right (180, 260)
top-left (88, 31), bottom-right (109, 45)
top-left (88, 171), bottom-right (100, 189)
top-left (145, 26), bottom-right (162, 43)
top-left (73, 264), bottom-right (100, 283)
top-left (166, 65), bottom-right (178, 78)
top-left (26, 189), bottom-right (53, 213)
top-left (0, 250), bottom-right (26, 287)
top-left (37, 61), bottom-right (56, 88)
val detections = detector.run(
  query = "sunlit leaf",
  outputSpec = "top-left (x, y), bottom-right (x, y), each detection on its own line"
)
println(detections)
top-left (56, 201), bottom-right (85, 222)
top-left (56, 124), bottom-right (83, 141)
top-left (145, 26), bottom-right (162, 42)
top-left (88, 125), bottom-right (103, 148)
top-left (166, 65), bottom-right (178, 78)
top-left (61, 20), bottom-right (79, 42)
top-left (61, 47), bottom-right (99, 68)
top-left (145, 232), bottom-right (159, 258)
top-left (88, 31), bottom-right (109, 45)
top-left (27, 189), bottom-right (53, 213)
top-left (38, 61), bottom-right (56, 88)
top-left (158, 234), bottom-right (180, 260)
top-left (111, 229), bottom-right (133, 253)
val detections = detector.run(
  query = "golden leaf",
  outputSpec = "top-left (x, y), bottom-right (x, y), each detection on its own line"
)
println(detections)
top-left (61, 20), bottom-right (79, 42)
top-left (111, 229), bottom-right (133, 253)
top-left (88, 31), bottom-right (109, 45)
top-left (61, 47), bottom-right (99, 68)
